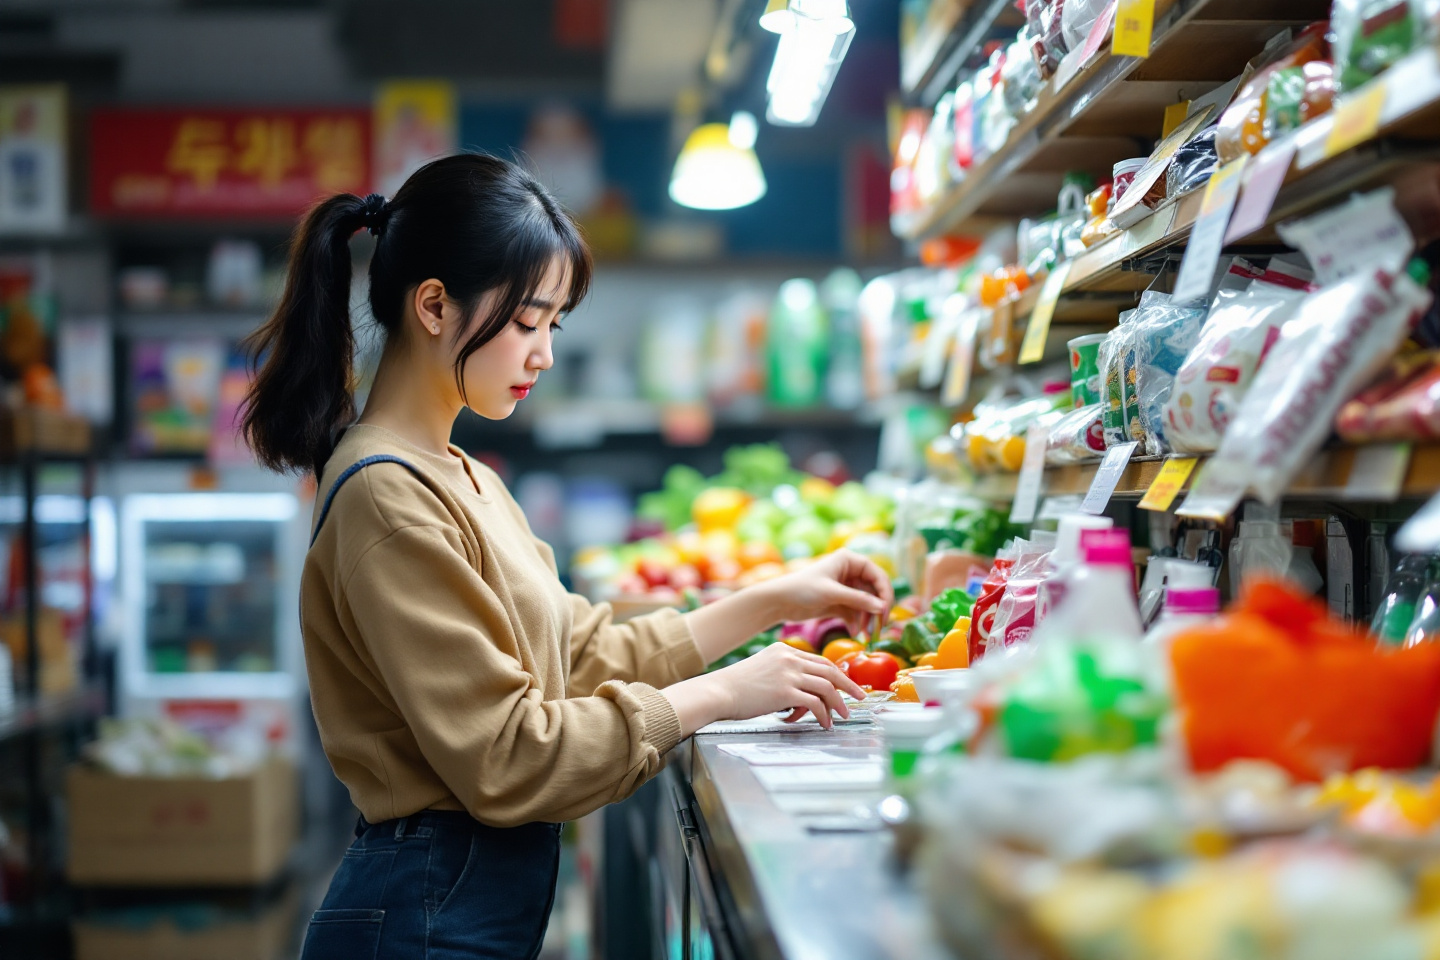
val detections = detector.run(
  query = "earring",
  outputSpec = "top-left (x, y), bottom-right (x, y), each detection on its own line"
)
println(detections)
top-left (430, 325), bottom-right (439, 335)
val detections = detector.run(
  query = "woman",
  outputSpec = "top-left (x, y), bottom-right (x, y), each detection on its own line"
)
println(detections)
top-left (243, 154), bottom-right (891, 960)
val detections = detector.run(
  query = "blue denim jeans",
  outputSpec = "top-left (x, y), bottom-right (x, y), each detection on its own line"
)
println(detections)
top-left (300, 811), bottom-right (562, 960)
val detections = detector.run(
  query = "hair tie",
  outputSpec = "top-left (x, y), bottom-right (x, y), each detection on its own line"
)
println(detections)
top-left (360, 193), bottom-right (390, 236)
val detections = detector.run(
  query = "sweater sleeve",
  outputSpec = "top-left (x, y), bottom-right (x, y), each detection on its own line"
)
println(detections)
top-left (341, 522), bottom-right (683, 827)
top-left (567, 597), bottom-right (706, 696)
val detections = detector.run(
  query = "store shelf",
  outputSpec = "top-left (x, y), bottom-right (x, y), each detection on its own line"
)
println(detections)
top-left (969, 443), bottom-right (1440, 503)
top-left (971, 44), bottom-right (1440, 360)
top-left (906, 0), bottom-right (1027, 105)
top-left (0, 684), bottom-right (108, 745)
top-left (0, 408), bottom-right (93, 460)
top-left (898, 0), bottom-right (1335, 241)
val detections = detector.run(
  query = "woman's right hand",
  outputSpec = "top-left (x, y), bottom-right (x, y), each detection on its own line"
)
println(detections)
top-left (663, 642), bottom-right (868, 737)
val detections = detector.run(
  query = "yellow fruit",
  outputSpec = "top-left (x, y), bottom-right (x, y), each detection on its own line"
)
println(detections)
top-left (827, 521), bottom-right (857, 553)
top-left (934, 621), bottom-right (971, 669)
top-left (890, 676), bottom-right (920, 702)
top-left (799, 477), bottom-right (836, 503)
top-left (692, 487), bottom-right (751, 533)
top-left (699, 528), bottom-right (740, 561)
top-left (822, 638), bottom-right (865, 663)
top-left (888, 607), bottom-right (916, 622)
top-left (999, 435), bottom-right (1027, 472)
top-left (674, 531), bottom-right (707, 567)
top-left (915, 652), bottom-right (940, 668)
top-left (737, 540), bottom-right (783, 570)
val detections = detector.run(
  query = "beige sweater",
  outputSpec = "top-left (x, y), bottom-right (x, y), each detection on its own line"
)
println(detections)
top-left (302, 424), bottom-right (703, 827)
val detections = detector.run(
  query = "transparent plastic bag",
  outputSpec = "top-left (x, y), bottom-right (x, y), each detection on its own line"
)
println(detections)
top-left (1061, 0), bottom-right (1112, 54)
top-left (1045, 403), bottom-right (1105, 464)
top-left (1128, 293), bottom-right (1209, 455)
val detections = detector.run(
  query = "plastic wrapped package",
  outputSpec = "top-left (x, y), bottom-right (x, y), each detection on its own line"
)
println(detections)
top-left (1046, 403), bottom-right (1106, 463)
top-left (973, 52), bottom-right (1013, 165)
top-left (969, 549), bottom-right (1019, 664)
top-left (1127, 293), bottom-right (1210, 455)
top-left (1099, 314), bottom-right (1138, 446)
top-left (963, 385), bottom-right (1072, 472)
top-left (1166, 123), bottom-right (1219, 199)
top-left (1187, 260), bottom-right (1432, 507)
top-left (1215, 23), bottom-right (1330, 162)
top-left (1336, 350), bottom-right (1440, 441)
top-left (1025, 0), bottom-right (1069, 78)
top-left (1079, 182), bottom-right (1115, 247)
top-left (1262, 61), bottom-right (1336, 143)
top-left (914, 93), bottom-right (955, 204)
top-left (1002, 31), bottom-right (1044, 117)
top-left (1332, 0), bottom-right (1424, 92)
top-left (950, 80), bottom-right (976, 178)
top-left (988, 539), bottom-right (1054, 653)
top-left (1162, 278), bottom-right (1310, 454)
top-left (1061, 0), bottom-right (1113, 55)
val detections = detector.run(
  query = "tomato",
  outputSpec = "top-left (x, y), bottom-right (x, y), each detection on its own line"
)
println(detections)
top-left (636, 558), bottom-right (671, 589)
top-left (782, 637), bottom-right (817, 653)
top-left (841, 652), bottom-right (902, 690)
top-left (822, 638), bottom-right (865, 664)
top-left (934, 619), bottom-right (971, 669)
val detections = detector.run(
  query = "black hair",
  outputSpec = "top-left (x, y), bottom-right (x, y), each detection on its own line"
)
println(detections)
top-left (241, 153), bottom-right (592, 475)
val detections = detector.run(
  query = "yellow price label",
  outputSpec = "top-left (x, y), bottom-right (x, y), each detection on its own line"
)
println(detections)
top-left (1112, 0), bottom-right (1155, 58)
top-left (1161, 100), bottom-right (1191, 138)
top-left (1139, 456), bottom-right (1199, 512)
top-left (1324, 81), bottom-right (1387, 160)
top-left (1017, 261), bottom-right (1073, 365)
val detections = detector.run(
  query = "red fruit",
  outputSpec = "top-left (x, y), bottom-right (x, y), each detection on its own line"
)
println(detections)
top-left (668, 564), bottom-right (703, 591)
top-left (637, 559), bottom-right (671, 589)
top-left (840, 652), bottom-right (902, 691)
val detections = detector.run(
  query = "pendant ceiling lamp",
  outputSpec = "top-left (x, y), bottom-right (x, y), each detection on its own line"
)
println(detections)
top-left (668, 111), bottom-right (767, 211)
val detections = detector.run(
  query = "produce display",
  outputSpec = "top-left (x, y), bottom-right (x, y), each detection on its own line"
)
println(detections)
top-left (571, 443), bottom-right (896, 605)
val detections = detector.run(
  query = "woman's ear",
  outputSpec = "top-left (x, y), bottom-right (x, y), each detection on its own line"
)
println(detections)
top-left (411, 279), bottom-right (448, 338)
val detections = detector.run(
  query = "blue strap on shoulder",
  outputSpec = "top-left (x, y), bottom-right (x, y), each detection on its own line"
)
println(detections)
top-left (310, 454), bottom-right (423, 546)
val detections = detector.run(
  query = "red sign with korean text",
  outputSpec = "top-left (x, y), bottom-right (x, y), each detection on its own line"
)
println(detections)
top-left (90, 108), bottom-right (371, 219)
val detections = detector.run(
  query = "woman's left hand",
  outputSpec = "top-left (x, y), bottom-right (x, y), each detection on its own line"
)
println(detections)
top-left (758, 549), bottom-right (893, 636)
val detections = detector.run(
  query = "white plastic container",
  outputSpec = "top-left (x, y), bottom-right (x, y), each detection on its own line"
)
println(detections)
top-left (1036, 527), bottom-right (1143, 643)
top-left (1037, 513), bottom-right (1114, 622)
top-left (1143, 586), bottom-right (1220, 650)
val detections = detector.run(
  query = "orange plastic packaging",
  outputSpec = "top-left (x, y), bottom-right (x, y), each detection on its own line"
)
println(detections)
top-left (1215, 23), bottom-right (1330, 163)
top-left (1170, 577), bottom-right (1440, 781)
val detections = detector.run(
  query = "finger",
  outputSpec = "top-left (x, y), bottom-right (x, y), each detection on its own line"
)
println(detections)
top-left (799, 656), bottom-right (868, 702)
top-left (843, 554), bottom-right (894, 608)
top-left (799, 673), bottom-right (850, 720)
top-left (827, 583), bottom-right (887, 617)
top-left (793, 692), bottom-right (832, 729)
top-left (782, 707), bottom-right (807, 723)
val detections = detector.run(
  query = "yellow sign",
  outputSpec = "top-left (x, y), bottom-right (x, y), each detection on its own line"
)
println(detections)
top-left (374, 80), bottom-right (458, 195)
top-left (1162, 100), bottom-right (1190, 138)
top-left (1140, 456), bottom-right (1200, 512)
top-left (1018, 261), bottom-right (1073, 365)
top-left (1323, 81), bottom-right (1386, 160)
top-left (1112, 0), bottom-right (1155, 58)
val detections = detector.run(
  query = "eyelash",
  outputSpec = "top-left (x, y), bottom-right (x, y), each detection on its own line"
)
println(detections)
top-left (513, 319), bottom-right (563, 334)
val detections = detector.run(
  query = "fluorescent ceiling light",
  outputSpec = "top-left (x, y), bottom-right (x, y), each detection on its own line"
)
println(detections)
top-left (759, 0), bottom-right (792, 32)
top-left (764, 0), bottom-right (855, 127)
top-left (669, 122), bottom-right (767, 210)
top-left (728, 110), bottom-right (758, 149)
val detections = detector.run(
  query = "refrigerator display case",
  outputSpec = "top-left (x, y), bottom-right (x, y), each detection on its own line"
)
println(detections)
top-left (119, 492), bottom-right (304, 711)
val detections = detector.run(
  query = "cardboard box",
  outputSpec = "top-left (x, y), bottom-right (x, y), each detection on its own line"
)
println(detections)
top-left (67, 756), bottom-right (298, 886)
top-left (73, 889), bottom-right (297, 960)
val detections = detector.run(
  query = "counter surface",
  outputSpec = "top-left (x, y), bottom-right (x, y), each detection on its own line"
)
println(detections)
top-left (683, 725), bottom-right (952, 960)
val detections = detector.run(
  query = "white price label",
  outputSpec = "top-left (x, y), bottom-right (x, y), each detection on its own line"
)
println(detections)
top-left (1082, 441), bottom-right (1139, 514)
top-left (1010, 422), bottom-right (1051, 525)
top-left (1172, 157), bottom-right (1247, 304)
top-left (1345, 444), bottom-right (1410, 501)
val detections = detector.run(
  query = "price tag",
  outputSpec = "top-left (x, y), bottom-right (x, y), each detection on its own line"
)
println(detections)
top-left (1017, 261), bottom-right (1073, 365)
top-left (1162, 100), bottom-right (1190, 138)
top-left (1010, 422), bottom-right (1052, 525)
top-left (1139, 456), bottom-right (1199, 512)
top-left (1053, 0), bottom-right (1118, 91)
top-left (1111, 0), bottom-right (1154, 57)
top-left (1171, 156), bottom-right (1248, 304)
top-left (1345, 443), bottom-right (1410, 501)
top-left (1175, 460), bottom-right (1246, 521)
top-left (1323, 80), bottom-right (1387, 160)
top-left (1082, 441), bottom-right (1139, 514)
top-left (1120, 200), bottom-right (1179, 256)
top-left (1225, 139), bottom-right (1296, 244)
top-left (941, 307), bottom-right (982, 406)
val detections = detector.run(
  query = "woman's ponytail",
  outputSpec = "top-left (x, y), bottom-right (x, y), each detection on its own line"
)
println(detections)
top-left (242, 192), bottom-right (373, 475)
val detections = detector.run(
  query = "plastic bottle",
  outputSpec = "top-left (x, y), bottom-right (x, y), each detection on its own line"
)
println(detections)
top-left (1036, 527), bottom-right (1143, 643)
top-left (768, 278), bottom-right (828, 408)
top-left (821, 268), bottom-right (864, 410)
top-left (1144, 586), bottom-right (1221, 650)
top-left (1036, 513), bottom-right (1114, 623)
top-left (1372, 554), bottom-right (1432, 645)
top-left (1229, 517), bottom-right (1292, 595)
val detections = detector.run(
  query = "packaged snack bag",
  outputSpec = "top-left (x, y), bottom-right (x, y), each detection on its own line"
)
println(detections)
top-left (1183, 260), bottom-right (1431, 513)
top-left (1215, 23), bottom-right (1330, 162)
top-left (1099, 314), bottom-right (1138, 446)
top-left (1045, 403), bottom-right (1106, 464)
top-left (1332, 0), bottom-right (1424, 92)
top-left (969, 551), bottom-right (1017, 664)
top-left (1162, 277), bottom-right (1309, 453)
top-left (989, 539), bottom-right (1054, 652)
top-left (1336, 350), bottom-right (1440, 441)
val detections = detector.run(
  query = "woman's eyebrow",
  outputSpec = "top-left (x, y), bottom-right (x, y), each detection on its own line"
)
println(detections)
top-left (521, 296), bottom-right (556, 309)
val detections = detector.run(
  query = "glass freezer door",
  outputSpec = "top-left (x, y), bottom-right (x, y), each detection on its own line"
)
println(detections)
top-left (121, 493), bottom-right (301, 700)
